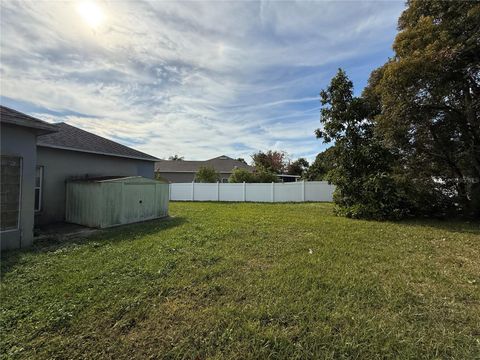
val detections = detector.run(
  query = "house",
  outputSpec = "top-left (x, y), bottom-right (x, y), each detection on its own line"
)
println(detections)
top-left (1, 106), bottom-right (159, 250)
top-left (155, 155), bottom-right (254, 183)
top-left (1, 106), bottom-right (58, 250)
top-left (277, 174), bottom-right (301, 182)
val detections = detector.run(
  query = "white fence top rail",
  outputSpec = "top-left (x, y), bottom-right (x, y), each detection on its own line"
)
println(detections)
top-left (169, 181), bottom-right (334, 202)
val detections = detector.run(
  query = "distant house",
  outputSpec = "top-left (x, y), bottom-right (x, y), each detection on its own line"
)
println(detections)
top-left (276, 174), bottom-right (301, 183)
top-left (155, 155), bottom-right (254, 183)
top-left (1, 106), bottom-right (159, 250)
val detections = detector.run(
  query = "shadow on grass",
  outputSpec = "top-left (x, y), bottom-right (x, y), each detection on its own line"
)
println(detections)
top-left (396, 217), bottom-right (480, 236)
top-left (1, 216), bottom-right (187, 280)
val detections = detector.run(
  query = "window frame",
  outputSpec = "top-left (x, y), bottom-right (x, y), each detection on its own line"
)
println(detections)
top-left (0, 156), bottom-right (23, 233)
top-left (34, 166), bottom-right (44, 212)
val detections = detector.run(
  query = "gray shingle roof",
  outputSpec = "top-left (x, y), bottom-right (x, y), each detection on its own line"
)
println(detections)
top-left (37, 123), bottom-right (159, 162)
top-left (0, 105), bottom-right (59, 134)
top-left (155, 155), bottom-right (254, 173)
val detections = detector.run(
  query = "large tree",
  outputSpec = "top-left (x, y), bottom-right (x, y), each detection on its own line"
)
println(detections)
top-left (286, 158), bottom-right (309, 177)
top-left (304, 147), bottom-right (337, 181)
top-left (315, 69), bottom-right (409, 219)
top-left (367, 0), bottom-right (480, 217)
top-left (251, 150), bottom-right (286, 174)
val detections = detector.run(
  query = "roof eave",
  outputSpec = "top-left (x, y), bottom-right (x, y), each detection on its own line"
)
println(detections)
top-left (1, 118), bottom-right (59, 135)
top-left (37, 143), bottom-right (160, 162)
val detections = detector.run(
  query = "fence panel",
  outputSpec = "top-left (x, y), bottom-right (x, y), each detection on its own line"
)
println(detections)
top-left (194, 183), bottom-right (218, 201)
top-left (274, 182), bottom-right (303, 202)
top-left (305, 181), bottom-right (335, 202)
top-left (169, 181), bottom-right (335, 202)
top-left (219, 183), bottom-right (244, 201)
top-left (169, 183), bottom-right (192, 201)
top-left (246, 183), bottom-right (272, 202)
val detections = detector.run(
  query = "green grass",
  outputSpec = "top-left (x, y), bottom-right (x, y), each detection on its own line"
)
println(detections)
top-left (1, 202), bottom-right (479, 359)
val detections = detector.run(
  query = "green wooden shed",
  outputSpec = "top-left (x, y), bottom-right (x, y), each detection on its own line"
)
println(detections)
top-left (65, 176), bottom-right (169, 228)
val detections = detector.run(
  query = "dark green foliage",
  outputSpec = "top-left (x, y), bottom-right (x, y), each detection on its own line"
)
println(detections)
top-left (316, 69), bottom-right (408, 220)
top-left (304, 147), bottom-right (337, 180)
top-left (254, 168), bottom-right (278, 183)
top-left (228, 167), bottom-right (278, 183)
top-left (332, 172), bottom-right (410, 220)
top-left (317, 1), bottom-right (480, 219)
top-left (285, 158), bottom-right (309, 177)
top-left (195, 165), bottom-right (220, 183)
top-left (369, 0), bottom-right (480, 217)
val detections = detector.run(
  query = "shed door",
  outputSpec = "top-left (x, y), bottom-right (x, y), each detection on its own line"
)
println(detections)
top-left (123, 183), bottom-right (156, 223)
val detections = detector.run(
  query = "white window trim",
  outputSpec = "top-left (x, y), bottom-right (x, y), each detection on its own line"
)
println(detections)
top-left (35, 166), bottom-right (43, 212)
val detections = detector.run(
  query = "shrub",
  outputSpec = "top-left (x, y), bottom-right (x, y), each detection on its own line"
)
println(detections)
top-left (195, 166), bottom-right (220, 183)
top-left (228, 168), bottom-right (256, 183)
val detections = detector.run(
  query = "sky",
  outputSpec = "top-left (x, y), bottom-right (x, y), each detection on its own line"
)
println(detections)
top-left (0, 0), bottom-right (405, 163)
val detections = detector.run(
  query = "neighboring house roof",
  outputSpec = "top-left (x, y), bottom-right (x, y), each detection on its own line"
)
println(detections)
top-left (0, 105), bottom-right (58, 134)
top-left (155, 155), bottom-right (254, 173)
top-left (37, 123), bottom-right (159, 162)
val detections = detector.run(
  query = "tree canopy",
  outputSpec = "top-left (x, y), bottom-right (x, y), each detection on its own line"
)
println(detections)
top-left (286, 158), bottom-right (309, 177)
top-left (315, 69), bottom-right (406, 219)
top-left (368, 0), bottom-right (480, 217)
top-left (251, 150), bottom-right (286, 174)
top-left (304, 147), bottom-right (337, 181)
top-left (315, 0), bottom-right (480, 219)
top-left (168, 155), bottom-right (184, 161)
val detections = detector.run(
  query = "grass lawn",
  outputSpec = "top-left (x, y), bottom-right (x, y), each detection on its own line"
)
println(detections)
top-left (1, 202), bottom-right (479, 359)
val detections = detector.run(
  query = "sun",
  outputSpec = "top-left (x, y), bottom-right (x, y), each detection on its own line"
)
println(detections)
top-left (76, 1), bottom-right (105, 29)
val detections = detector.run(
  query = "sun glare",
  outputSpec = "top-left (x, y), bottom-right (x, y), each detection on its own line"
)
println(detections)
top-left (76, 1), bottom-right (105, 29)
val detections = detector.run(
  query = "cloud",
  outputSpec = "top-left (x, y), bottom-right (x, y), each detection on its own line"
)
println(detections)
top-left (0, 0), bottom-right (405, 162)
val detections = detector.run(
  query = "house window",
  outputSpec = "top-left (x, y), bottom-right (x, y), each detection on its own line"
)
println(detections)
top-left (35, 166), bottom-right (43, 212)
top-left (0, 156), bottom-right (22, 232)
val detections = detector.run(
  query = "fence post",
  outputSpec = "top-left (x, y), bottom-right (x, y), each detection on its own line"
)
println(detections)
top-left (243, 181), bottom-right (246, 202)
top-left (271, 182), bottom-right (275, 202)
top-left (168, 183), bottom-right (171, 201)
top-left (217, 181), bottom-right (220, 201)
top-left (302, 180), bottom-right (305, 202)
top-left (192, 181), bottom-right (195, 201)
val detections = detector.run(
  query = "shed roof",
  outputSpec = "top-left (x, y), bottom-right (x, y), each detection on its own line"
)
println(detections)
top-left (155, 155), bottom-right (254, 173)
top-left (38, 123), bottom-right (159, 162)
top-left (0, 105), bottom-right (59, 134)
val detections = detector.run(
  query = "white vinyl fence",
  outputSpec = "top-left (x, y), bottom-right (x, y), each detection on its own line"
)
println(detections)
top-left (169, 181), bottom-right (335, 202)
